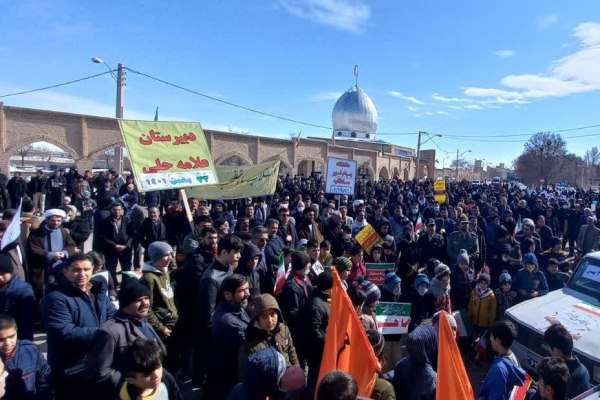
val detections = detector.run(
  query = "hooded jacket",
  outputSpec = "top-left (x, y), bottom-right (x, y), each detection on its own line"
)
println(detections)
top-left (514, 266), bottom-right (549, 300)
top-left (3, 340), bottom-right (51, 400)
top-left (140, 263), bottom-right (178, 333)
top-left (0, 276), bottom-right (35, 341)
top-left (237, 243), bottom-right (262, 296)
top-left (239, 294), bottom-right (298, 379)
top-left (429, 277), bottom-right (451, 313)
top-left (477, 355), bottom-right (525, 400)
top-left (228, 347), bottom-right (283, 400)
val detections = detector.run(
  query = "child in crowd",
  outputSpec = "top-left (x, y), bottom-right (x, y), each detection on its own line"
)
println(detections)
top-left (89, 251), bottom-right (117, 300)
top-left (380, 271), bottom-right (401, 302)
top-left (429, 263), bottom-right (452, 313)
top-left (118, 338), bottom-right (182, 400)
top-left (544, 258), bottom-right (568, 291)
top-left (318, 241), bottom-right (333, 267)
top-left (495, 271), bottom-right (517, 320)
top-left (468, 273), bottom-right (497, 337)
top-left (239, 293), bottom-right (299, 379)
top-left (514, 253), bottom-right (549, 301)
top-left (408, 273), bottom-right (436, 331)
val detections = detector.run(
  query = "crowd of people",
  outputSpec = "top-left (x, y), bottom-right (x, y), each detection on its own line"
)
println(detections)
top-left (0, 166), bottom-right (596, 399)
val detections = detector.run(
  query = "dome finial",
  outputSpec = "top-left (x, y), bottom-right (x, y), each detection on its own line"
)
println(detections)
top-left (353, 64), bottom-right (359, 86)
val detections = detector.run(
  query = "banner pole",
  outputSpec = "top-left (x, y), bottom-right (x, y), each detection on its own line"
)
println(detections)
top-left (179, 188), bottom-right (195, 232)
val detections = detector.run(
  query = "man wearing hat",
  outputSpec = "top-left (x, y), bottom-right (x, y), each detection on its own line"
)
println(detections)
top-left (447, 214), bottom-right (479, 268)
top-left (0, 253), bottom-right (35, 340)
top-left (140, 242), bottom-right (178, 352)
top-left (83, 278), bottom-right (164, 399)
top-left (26, 208), bottom-right (76, 298)
top-left (331, 257), bottom-right (352, 289)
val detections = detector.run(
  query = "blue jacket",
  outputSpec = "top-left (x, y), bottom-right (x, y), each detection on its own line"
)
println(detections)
top-left (227, 347), bottom-right (282, 400)
top-left (0, 276), bottom-right (35, 340)
top-left (514, 268), bottom-right (549, 299)
top-left (4, 340), bottom-right (52, 400)
top-left (41, 279), bottom-right (116, 373)
top-left (477, 355), bottom-right (525, 400)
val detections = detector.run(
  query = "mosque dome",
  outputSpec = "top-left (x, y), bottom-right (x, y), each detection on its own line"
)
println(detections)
top-left (332, 84), bottom-right (378, 140)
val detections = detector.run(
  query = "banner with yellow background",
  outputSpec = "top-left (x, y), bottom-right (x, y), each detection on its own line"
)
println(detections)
top-left (119, 120), bottom-right (218, 192)
top-left (186, 159), bottom-right (280, 200)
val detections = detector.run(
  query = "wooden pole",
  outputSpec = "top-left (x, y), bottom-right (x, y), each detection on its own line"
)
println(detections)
top-left (179, 188), bottom-right (195, 232)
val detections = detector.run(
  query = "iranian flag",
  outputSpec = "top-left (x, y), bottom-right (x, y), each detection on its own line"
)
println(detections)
top-left (515, 216), bottom-right (523, 234)
top-left (415, 215), bottom-right (424, 233)
top-left (509, 373), bottom-right (533, 400)
top-left (273, 253), bottom-right (288, 295)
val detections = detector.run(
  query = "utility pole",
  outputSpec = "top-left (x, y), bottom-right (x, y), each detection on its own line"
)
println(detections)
top-left (416, 131), bottom-right (423, 180)
top-left (456, 149), bottom-right (459, 180)
top-left (115, 64), bottom-right (125, 174)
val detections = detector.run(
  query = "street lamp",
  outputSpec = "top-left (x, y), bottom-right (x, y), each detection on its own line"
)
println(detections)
top-left (456, 149), bottom-right (471, 180)
top-left (91, 56), bottom-right (126, 174)
top-left (416, 132), bottom-right (443, 179)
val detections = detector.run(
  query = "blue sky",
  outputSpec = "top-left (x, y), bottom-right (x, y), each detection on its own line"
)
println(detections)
top-left (1, 0), bottom-right (600, 166)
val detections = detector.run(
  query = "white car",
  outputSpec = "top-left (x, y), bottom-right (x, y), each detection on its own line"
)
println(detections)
top-left (506, 253), bottom-right (600, 384)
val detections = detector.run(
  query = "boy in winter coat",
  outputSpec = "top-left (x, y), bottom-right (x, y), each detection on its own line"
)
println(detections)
top-left (450, 249), bottom-right (474, 312)
top-left (239, 294), bottom-right (299, 379)
top-left (514, 253), bottom-right (549, 302)
top-left (494, 272), bottom-right (517, 321)
top-left (468, 273), bottom-right (496, 335)
top-left (429, 263), bottom-right (452, 313)
top-left (408, 273), bottom-right (436, 332)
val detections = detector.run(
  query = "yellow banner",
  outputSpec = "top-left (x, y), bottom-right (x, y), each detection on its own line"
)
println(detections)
top-left (186, 160), bottom-right (280, 200)
top-left (434, 193), bottom-right (448, 204)
top-left (119, 120), bottom-right (218, 192)
top-left (355, 224), bottom-right (383, 255)
top-left (434, 179), bottom-right (446, 192)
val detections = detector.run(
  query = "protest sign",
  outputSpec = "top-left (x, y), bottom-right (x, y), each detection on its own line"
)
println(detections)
top-left (325, 157), bottom-right (357, 195)
top-left (355, 224), bottom-right (383, 255)
top-left (365, 263), bottom-right (395, 285)
top-left (434, 180), bottom-right (446, 192)
top-left (119, 120), bottom-right (218, 192)
top-left (375, 302), bottom-right (411, 335)
top-left (186, 160), bottom-right (280, 200)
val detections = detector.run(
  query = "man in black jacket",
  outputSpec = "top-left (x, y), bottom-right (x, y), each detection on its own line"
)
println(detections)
top-left (205, 274), bottom-right (250, 400)
top-left (193, 234), bottom-right (243, 386)
top-left (99, 202), bottom-right (133, 284)
top-left (138, 207), bottom-right (167, 258)
top-left (83, 278), bottom-right (164, 399)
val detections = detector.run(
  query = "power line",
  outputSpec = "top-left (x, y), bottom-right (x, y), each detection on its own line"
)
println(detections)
top-left (125, 67), bottom-right (336, 131)
top-left (0, 71), bottom-right (115, 98)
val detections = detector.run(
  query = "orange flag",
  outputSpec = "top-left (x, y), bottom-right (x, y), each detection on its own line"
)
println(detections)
top-left (436, 311), bottom-right (474, 400)
top-left (317, 269), bottom-right (379, 397)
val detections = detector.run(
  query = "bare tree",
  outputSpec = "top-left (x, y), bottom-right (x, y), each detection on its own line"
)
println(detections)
top-left (15, 145), bottom-right (33, 167)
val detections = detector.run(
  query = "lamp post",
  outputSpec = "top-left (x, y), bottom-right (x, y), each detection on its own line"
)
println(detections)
top-left (91, 57), bottom-right (125, 174)
top-left (415, 131), bottom-right (442, 179)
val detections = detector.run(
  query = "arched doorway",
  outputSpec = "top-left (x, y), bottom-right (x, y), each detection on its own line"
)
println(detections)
top-left (403, 168), bottom-right (410, 181)
top-left (10, 141), bottom-right (75, 175)
top-left (393, 167), bottom-right (400, 179)
top-left (379, 166), bottom-right (389, 180)
top-left (218, 154), bottom-right (251, 166)
top-left (297, 159), bottom-right (323, 177)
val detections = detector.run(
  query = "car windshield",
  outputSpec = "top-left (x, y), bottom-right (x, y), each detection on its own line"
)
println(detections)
top-left (570, 257), bottom-right (600, 300)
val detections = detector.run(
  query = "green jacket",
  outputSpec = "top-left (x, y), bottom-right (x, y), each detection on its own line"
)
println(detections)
top-left (141, 263), bottom-right (178, 333)
top-left (447, 231), bottom-right (479, 265)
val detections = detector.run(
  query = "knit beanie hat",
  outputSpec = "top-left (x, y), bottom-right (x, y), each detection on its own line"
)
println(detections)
top-left (499, 271), bottom-right (512, 285)
top-left (478, 272), bottom-right (491, 285)
top-left (332, 257), bottom-right (352, 273)
top-left (148, 241), bottom-right (173, 264)
top-left (384, 272), bottom-right (401, 293)
top-left (118, 278), bottom-right (151, 309)
top-left (434, 263), bottom-right (451, 278)
top-left (358, 280), bottom-right (381, 304)
top-left (522, 253), bottom-right (538, 267)
top-left (291, 251), bottom-right (311, 272)
top-left (457, 249), bottom-right (470, 266)
top-left (0, 254), bottom-right (13, 275)
top-left (413, 273), bottom-right (430, 289)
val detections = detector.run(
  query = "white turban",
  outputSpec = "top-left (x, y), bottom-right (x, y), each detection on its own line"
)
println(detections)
top-left (44, 209), bottom-right (67, 220)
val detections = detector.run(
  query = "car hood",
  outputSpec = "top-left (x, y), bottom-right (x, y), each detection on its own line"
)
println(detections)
top-left (506, 288), bottom-right (600, 362)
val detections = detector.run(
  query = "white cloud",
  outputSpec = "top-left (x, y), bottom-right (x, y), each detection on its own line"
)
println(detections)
top-left (310, 91), bottom-right (343, 101)
top-left (538, 14), bottom-right (559, 29)
top-left (387, 90), bottom-right (425, 105)
top-left (447, 105), bottom-right (463, 110)
top-left (276, 0), bottom-right (371, 32)
top-left (431, 93), bottom-right (472, 103)
top-left (436, 111), bottom-right (450, 115)
top-left (494, 49), bottom-right (515, 58)
top-left (463, 104), bottom-right (484, 110)
top-left (463, 22), bottom-right (600, 104)
top-left (407, 105), bottom-right (420, 112)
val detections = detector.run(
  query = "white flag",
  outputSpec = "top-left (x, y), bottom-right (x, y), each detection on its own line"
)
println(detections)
top-left (1, 199), bottom-right (22, 250)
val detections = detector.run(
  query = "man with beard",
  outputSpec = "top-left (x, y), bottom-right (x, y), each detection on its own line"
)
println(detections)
top-left (205, 275), bottom-right (251, 400)
top-left (83, 278), bottom-right (165, 399)
top-left (260, 220), bottom-right (286, 295)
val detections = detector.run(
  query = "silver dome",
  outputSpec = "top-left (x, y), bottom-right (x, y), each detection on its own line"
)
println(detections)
top-left (332, 85), bottom-right (378, 138)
